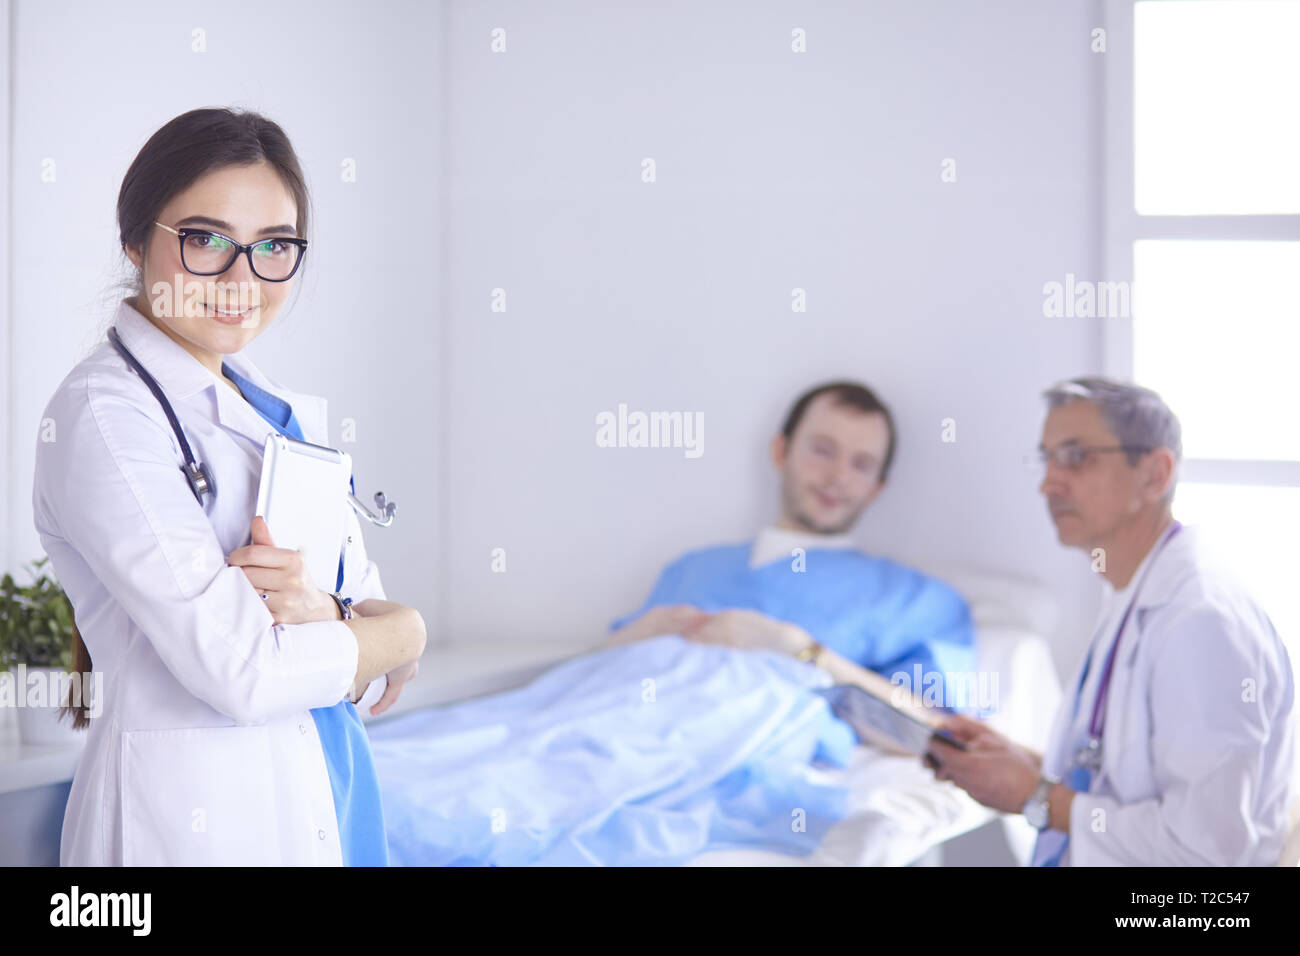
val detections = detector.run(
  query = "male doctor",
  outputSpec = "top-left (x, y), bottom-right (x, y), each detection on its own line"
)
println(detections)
top-left (927, 377), bottom-right (1295, 866)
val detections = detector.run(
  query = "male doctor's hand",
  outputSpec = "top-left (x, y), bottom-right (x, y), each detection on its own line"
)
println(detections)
top-left (228, 516), bottom-right (340, 627)
top-left (924, 713), bottom-right (1043, 814)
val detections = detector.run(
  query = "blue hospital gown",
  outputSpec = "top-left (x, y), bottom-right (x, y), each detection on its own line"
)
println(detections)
top-left (611, 543), bottom-right (976, 707)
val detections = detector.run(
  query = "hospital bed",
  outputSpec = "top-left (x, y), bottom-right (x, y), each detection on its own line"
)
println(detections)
top-left (686, 618), bottom-right (1063, 866)
top-left (365, 569), bottom-right (1064, 866)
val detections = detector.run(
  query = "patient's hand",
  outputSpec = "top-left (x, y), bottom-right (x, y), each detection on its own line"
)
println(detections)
top-left (687, 609), bottom-right (809, 656)
top-left (608, 605), bottom-right (710, 645)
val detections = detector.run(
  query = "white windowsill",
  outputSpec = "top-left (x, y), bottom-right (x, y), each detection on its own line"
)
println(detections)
top-left (0, 639), bottom-right (596, 797)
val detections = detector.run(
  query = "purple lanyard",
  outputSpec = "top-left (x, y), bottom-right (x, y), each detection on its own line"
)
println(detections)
top-left (1080, 521), bottom-right (1183, 742)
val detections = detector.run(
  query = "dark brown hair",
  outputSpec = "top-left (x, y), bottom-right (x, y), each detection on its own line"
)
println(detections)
top-left (60, 623), bottom-right (92, 730)
top-left (118, 107), bottom-right (311, 260)
top-left (64, 108), bottom-right (311, 728)
top-left (779, 381), bottom-right (898, 481)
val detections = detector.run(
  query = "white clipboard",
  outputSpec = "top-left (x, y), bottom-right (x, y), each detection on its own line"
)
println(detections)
top-left (253, 433), bottom-right (353, 592)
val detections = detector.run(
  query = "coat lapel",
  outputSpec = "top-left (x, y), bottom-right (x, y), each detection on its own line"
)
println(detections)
top-left (221, 352), bottom-right (330, 446)
top-left (1094, 526), bottom-right (1199, 791)
top-left (1119, 527), bottom-right (1200, 666)
top-left (111, 298), bottom-right (330, 449)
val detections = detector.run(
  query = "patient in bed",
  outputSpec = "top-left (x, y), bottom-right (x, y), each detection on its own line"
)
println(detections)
top-left (368, 382), bottom-right (981, 867)
top-left (596, 381), bottom-right (991, 865)
top-left (370, 634), bottom-right (858, 866)
top-left (607, 380), bottom-right (976, 708)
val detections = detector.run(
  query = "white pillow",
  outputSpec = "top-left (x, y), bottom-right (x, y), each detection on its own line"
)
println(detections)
top-left (930, 567), bottom-right (1059, 638)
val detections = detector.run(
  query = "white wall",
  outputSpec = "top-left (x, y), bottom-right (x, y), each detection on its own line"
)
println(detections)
top-left (439, 0), bottom-right (1105, 670)
top-left (4, 0), bottom-right (1106, 678)
top-left (4, 0), bottom-right (442, 632)
top-left (0, 0), bottom-right (1109, 870)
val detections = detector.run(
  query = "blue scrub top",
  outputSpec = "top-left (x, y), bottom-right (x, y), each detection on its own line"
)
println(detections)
top-left (223, 362), bottom-right (389, 867)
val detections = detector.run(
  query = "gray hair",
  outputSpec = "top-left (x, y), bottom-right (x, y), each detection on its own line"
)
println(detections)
top-left (1043, 377), bottom-right (1182, 498)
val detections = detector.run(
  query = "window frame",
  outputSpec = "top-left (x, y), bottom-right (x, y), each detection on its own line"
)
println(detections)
top-left (1102, 0), bottom-right (1300, 487)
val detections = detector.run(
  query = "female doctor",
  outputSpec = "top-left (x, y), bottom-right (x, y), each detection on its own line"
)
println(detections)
top-left (31, 108), bottom-right (427, 866)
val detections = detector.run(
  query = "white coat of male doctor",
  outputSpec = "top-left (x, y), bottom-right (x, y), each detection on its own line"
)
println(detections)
top-left (32, 299), bottom-right (401, 866)
top-left (926, 377), bottom-right (1295, 866)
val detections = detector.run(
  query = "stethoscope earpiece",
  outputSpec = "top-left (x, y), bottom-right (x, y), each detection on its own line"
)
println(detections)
top-left (349, 490), bottom-right (397, 527)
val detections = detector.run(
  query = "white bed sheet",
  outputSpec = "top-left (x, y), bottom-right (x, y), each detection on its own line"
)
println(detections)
top-left (687, 621), bottom-right (1064, 866)
top-left (371, 576), bottom-right (1065, 867)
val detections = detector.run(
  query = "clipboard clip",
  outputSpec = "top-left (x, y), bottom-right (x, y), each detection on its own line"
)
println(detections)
top-left (350, 490), bottom-right (398, 527)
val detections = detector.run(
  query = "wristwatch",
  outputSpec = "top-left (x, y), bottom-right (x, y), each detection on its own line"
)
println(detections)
top-left (1022, 777), bottom-right (1056, 831)
top-left (795, 638), bottom-right (825, 666)
top-left (328, 592), bottom-right (354, 621)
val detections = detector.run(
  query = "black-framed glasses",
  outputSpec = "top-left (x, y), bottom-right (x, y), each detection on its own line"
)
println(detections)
top-left (1036, 444), bottom-right (1153, 471)
top-left (154, 221), bottom-right (308, 282)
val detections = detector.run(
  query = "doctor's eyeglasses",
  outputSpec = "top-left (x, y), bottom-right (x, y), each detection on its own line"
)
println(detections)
top-left (1034, 443), bottom-right (1154, 471)
top-left (154, 221), bottom-right (308, 282)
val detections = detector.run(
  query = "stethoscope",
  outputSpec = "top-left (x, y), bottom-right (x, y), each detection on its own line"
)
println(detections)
top-left (106, 327), bottom-right (398, 527)
top-left (1071, 520), bottom-right (1183, 775)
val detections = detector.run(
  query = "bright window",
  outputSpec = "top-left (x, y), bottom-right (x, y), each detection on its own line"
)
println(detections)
top-left (1113, 1), bottom-right (1300, 679)
top-left (1135, 0), bottom-right (1300, 215)
top-left (1132, 239), bottom-right (1300, 461)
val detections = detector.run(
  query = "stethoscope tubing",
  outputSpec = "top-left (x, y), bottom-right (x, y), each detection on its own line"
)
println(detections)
top-left (106, 326), bottom-right (396, 526)
top-left (1078, 520), bottom-right (1185, 756)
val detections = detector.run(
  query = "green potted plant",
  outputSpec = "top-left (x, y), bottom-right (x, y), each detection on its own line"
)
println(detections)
top-left (0, 556), bottom-right (82, 745)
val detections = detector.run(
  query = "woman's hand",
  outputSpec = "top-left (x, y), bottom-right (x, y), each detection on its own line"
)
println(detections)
top-left (228, 516), bottom-right (338, 626)
top-left (366, 659), bottom-right (420, 717)
top-left (344, 602), bottom-right (427, 705)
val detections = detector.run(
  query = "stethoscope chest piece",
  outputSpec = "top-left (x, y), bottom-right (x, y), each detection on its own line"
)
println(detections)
top-left (184, 461), bottom-right (218, 503)
top-left (1074, 736), bottom-right (1103, 774)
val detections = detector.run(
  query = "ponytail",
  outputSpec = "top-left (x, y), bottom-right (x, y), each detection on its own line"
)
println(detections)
top-left (59, 622), bottom-right (93, 730)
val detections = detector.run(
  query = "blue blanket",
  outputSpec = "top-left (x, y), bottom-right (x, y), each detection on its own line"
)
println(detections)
top-left (368, 636), bottom-right (856, 866)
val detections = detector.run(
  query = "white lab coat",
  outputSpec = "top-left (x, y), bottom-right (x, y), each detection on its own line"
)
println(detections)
top-left (1042, 526), bottom-right (1295, 866)
top-left (32, 299), bottom-right (390, 866)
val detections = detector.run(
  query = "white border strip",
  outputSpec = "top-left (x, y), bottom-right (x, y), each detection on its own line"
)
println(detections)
top-left (1, 0), bottom-right (12, 571)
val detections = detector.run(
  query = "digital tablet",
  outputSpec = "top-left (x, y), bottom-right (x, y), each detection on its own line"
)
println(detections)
top-left (253, 434), bottom-right (353, 592)
top-left (815, 684), bottom-right (968, 755)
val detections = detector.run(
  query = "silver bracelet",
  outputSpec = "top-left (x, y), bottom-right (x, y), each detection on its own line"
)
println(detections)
top-left (328, 592), bottom-right (354, 621)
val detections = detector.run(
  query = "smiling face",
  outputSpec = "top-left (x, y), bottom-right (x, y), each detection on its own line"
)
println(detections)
top-left (124, 161), bottom-right (301, 374)
top-left (771, 393), bottom-right (890, 534)
top-left (1038, 399), bottom-right (1166, 550)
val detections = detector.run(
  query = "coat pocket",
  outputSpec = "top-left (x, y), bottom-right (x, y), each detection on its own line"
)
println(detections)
top-left (120, 724), bottom-right (285, 866)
